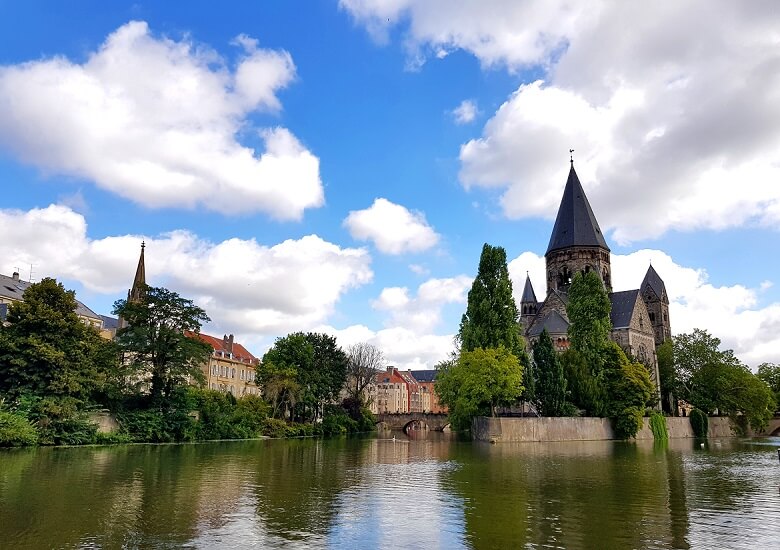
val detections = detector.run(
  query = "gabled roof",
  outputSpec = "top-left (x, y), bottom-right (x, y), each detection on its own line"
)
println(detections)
top-left (520, 274), bottom-right (537, 304)
top-left (642, 264), bottom-right (666, 299)
top-left (610, 289), bottom-right (640, 329)
top-left (0, 272), bottom-right (101, 321)
top-left (99, 315), bottom-right (119, 330)
top-left (192, 331), bottom-right (258, 364)
top-left (546, 165), bottom-right (609, 255)
top-left (528, 310), bottom-right (570, 337)
top-left (411, 370), bottom-right (437, 382)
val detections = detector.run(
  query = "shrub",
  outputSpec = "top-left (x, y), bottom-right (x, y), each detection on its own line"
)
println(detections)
top-left (649, 411), bottom-right (669, 441)
top-left (613, 406), bottom-right (644, 439)
top-left (0, 410), bottom-right (38, 447)
top-left (690, 408), bottom-right (708, 438)
top-left (262, 417), bottom-right (289, 438)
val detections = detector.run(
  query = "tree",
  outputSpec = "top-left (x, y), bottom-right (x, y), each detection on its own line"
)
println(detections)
top-left (458, 243), bottom-right (525, 360)
top-left (601, 342), bottom-right (655, 439)
top-left (566, 271), bottom-right (612, 371)
top-left (533, 329), bottom-right (567, 416)
top-left (113, 285), bottom-right (212, 402)
top-left (0, 278), bottom-right (117, 404)
top-left (435, 346), bottom-right (524, 431)
top-left (757, 363), bottom-right (780, 408)
top-left (345, 342), bottom-right (384, 405)
top-left (261, 332), bottom-right (348, 423)
top-left (656, 340), bottom-right (676, 414)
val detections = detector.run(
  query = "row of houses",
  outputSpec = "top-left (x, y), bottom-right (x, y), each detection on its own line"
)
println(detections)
top-left (371, 367), bottom-right (447, 415)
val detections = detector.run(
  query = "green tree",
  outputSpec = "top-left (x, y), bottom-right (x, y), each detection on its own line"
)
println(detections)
top-left (757, 362), bottom-right (780, 408)
top-left (113, 285), bottom-right (212, 402)
top-left (656, 340), bottom-right (676, 414)
top-left (560, 349), bottom-right (607, 416)
top-left (0, 278), bottom-right (117, 404)
top-left (601, 342), bottom-right (655, 438)
top-left (458, 243), bottom-right (525, 360)
top-left (533, 329), bottom-right (567, 416)
top-left (566, 271), bottom-right (612, 371)
top-left (435, 346), bottom-right (524, 431)
top-left (262, 332), bottom-right (348, 423)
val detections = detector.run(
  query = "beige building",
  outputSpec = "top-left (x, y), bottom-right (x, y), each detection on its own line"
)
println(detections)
top-left (374, 368), bottom-right (409, 413)
top-left (193, 332), bottom-right (260, 397)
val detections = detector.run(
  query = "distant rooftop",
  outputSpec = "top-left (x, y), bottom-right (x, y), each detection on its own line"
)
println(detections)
top-left (0, 272), bottom-right (101, 321)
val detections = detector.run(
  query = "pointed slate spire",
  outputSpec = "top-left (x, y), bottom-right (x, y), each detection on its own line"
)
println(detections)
top-left (642, 263), bottom-right (666, 299)
top-left (521, 273), bottom-right (537, 304)
top-left (546, 165), bottom-right (609, 255)
top-left (129, 241), bottom-right (146, 303)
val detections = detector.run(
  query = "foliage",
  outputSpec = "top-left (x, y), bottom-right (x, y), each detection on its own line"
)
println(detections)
top-left (458, 244), bottom-right (526, 362)
top-left (0, 278), bottom-right (119, 405)
top-left (601, 342), bottom-right (655, 439)
top-left (656, 340), bottom-right (675, 414)
top-left (560, 349), bottom-right (607, 416)
top-left (613, 407), bottom-right (644, 440)
top-left (113, 285), bottom-right (212, 402)
top-left (671, 329), bottom-right (775, 431)
top-left (435, 346), bottom-right (524, 431)
top-left (566, 271), bottom-right (612, 372)
top-left (0, 410), bottom-right (38, 447)
top-left (94, 431), bottom-right (133, 445)
top-left (689, 408), bottom-right (708, 438)
top-left (649, 411), bottom-right (669, 441)
top-left (261, 332), bottom-right (348, 423)
top-left (533, 329), bottom-right (568, 416)
top-left (757, 362), bottom-right (780, 409)
top-left (345, 342), bottom-right (384, 405)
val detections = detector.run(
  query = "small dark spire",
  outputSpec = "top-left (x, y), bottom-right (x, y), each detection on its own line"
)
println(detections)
top-left (569, 148), bottom-right (574, 167)
top-left (141, 240), bottom-right (145, 250)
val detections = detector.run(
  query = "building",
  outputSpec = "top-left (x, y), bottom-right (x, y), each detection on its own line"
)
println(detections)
top-left (522, 162), bottom-right (671, 401)
top-left (192, 332), bottom-right (260, 397)
top-left (0, 270), bottom-right (103, 330)
top-left (374, 367), bottom-right (409, 413)
top-left (411, 370), bottom-right (448, 414)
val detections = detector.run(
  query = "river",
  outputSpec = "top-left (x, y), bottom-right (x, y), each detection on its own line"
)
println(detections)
top-left (1, 432), bottom-right (779, 549)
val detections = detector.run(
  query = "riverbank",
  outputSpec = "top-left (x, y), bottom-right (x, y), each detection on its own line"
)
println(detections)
top-left (472, 416), bottom-right (743, 442)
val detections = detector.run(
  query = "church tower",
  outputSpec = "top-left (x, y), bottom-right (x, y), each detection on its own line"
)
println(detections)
top-left (118, 241), bottom-right (147, 329)
top-left (519, 273), bottom-right (538, 329)
top-left (641, 264), bottom-right (671, 346)
top-left (545, 163), bottom-right (612, 293)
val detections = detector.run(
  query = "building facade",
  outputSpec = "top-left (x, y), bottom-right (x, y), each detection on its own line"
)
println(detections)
top-left (523, 163), bottom-right (671, 401)
top-left (374, 367), bottom-right (410, 414)
top-left (194, 332), bottom-right (260, 397)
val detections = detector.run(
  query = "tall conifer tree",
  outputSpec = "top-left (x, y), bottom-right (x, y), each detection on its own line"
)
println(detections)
top-left (566, 271), bottom-right (612, 371)
top-left (533, 329), bottom-right (567, 416)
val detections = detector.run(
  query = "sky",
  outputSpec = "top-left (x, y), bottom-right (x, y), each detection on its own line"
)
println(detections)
top-left (1, 1), bottom-right (779, 369)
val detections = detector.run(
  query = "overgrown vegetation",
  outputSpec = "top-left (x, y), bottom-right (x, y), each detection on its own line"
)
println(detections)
top-left (649, 411), bottom-right (668, 441)
top-left (689, 408), bottom-right (708, 438)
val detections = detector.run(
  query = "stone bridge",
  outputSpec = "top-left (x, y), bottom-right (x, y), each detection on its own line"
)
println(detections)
top-left (376, 412), bottom-right (450, 432)
top-left (760, 416), bottom-right (780, 436)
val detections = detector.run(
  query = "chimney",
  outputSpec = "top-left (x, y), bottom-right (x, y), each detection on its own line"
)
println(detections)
top-left (223, 334), bottom-right (234, 354)
top-left (12, 272), bottom-right (19, 281)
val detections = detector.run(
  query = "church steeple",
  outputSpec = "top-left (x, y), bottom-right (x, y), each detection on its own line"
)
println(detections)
top-left (519, 272), bottom-right (538, 328)
top-left (545, 163), bottom-right (612, 292)
top-left (129, 241), bottom-right (146, 303)
top-left (546, 165), bottom-right (609, 255)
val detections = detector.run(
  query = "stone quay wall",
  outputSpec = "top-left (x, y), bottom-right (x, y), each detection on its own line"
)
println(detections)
top-left (472, 416), bottom-right (738, 443)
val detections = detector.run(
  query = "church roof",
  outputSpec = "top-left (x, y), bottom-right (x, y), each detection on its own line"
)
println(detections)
top-left (129, 242), bottom-right (146, 302)
top-left (610, 289), bottom-right (640, 329)
top-left (546, 165), bottom-right (610, 255)
top-left (642, 264), bottom-right (666, 298)
top-left (520, 274), bottom-right (537, 303)
top-left (528, 310), bottom-right (570, 337)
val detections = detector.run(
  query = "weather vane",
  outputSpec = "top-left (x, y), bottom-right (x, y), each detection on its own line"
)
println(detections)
top-left (569, 149), bottom-right (574, 166)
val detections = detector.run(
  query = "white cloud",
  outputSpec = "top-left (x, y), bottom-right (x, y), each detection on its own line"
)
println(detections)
top-left (507, 248), bottom-right (780, 367)
top-left (343, 198), bottom-right (440, 254)
top-left (408, 263), bottom-right (430, 276)
top-left (452, 99), bottom-right (478, 124)
top-left (344, 1), bottom-right (780, 242)
top-left (0, 21), bottom-right (324, 220)
top-left (0, 204), bottom-right (372, 341)
top-left (372, 275), bottom-right (472, 332)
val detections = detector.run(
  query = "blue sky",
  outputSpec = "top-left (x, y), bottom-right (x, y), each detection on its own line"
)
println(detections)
top-left (1, 1), bottom-right (779, 368)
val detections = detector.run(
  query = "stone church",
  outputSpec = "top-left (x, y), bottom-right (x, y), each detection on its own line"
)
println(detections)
top-left (519, 162), bottom-right (671, 395)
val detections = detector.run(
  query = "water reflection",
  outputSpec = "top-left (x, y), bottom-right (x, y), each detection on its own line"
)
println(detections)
top-left (0, 435), bottom-right (779, 549)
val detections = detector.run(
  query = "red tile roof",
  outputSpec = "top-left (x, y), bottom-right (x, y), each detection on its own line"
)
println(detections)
top-left (186, 331), bottom-right (258, 364)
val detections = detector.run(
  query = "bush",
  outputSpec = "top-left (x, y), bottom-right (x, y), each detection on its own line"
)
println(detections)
top-left (613, 407), bottom-right (644, 439)
top-left (649, 411), bottom-right (669, 441)
top-left (0, 410), bottom-right (38, 447)
top-left (690, 408), bottom-right (708, 438)
top-left (262, 417), bottom-right (289, 438)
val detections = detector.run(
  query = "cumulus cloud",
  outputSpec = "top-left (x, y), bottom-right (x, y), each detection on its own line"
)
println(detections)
top-left (452, 99), bottom-right (478, 124)
top-left (0, 204), bottom-right (372, 340)
top-left (344, 1), bottom-right (780, 242)
top-left (0, 21), bottom-right (324, 219)
top-left (343, 198), bottom-right (440, 254)
top-left (507, 248), bottom-right (780, 367)
top-left (372, 275), bottom-right (472, 332)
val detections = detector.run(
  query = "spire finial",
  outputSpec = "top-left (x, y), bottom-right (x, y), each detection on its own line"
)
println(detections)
top-left (569, 149), bottom-right (574, 167)
top-left (141, 240), bottom-right (145, 251)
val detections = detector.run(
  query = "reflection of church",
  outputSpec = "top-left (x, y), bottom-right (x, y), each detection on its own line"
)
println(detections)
top-left (520, 162), bottom-right (671, 395)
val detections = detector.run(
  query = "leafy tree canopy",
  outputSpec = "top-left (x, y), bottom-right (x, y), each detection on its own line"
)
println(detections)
top-left (533, 329), bottom-right (568, 416)
top-left (0, 278), bottom-right (117, 404)
top-left (757, 362), bottom-right (780, 407)
top-left (113, 285), bottom-right (212, 402)
top-left (566, 271), bottom-right (611, 371)
top-left (435, 346), bottom-right (524, 431)
top-left (459, 244), bottom-right (526, 362)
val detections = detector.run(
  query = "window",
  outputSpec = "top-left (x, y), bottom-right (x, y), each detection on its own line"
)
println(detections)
top-left (231, 368), bottom-right (236, 379)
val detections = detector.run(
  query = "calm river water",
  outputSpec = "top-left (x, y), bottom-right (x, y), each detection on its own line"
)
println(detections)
top-left (1, 432), bottom-right (779, 549)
